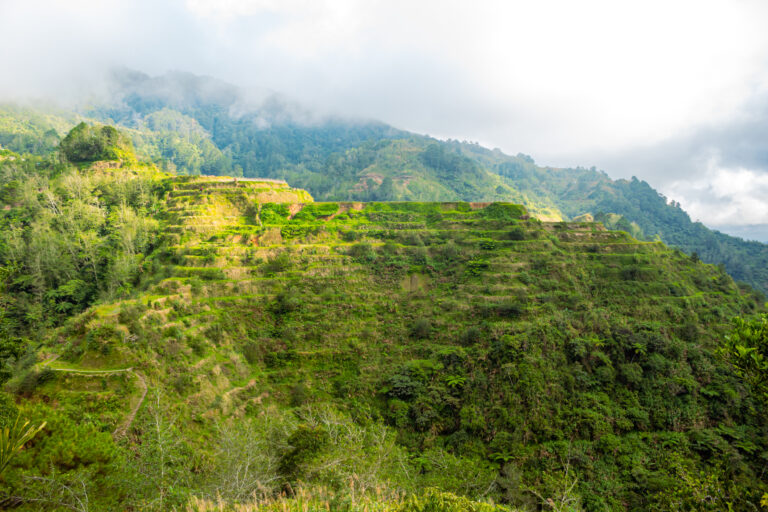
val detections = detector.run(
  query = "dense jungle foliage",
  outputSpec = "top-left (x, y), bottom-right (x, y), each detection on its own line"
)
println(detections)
top-left (0, 123), bottom-right (767, 510)
top-left (59, 123), bottom-right (137, 164)
top-left (1, 70), bottom-right (767, 296)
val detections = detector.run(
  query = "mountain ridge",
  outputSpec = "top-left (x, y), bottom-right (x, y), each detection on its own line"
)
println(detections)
top-left (0, 69), bottom-right (766, 295)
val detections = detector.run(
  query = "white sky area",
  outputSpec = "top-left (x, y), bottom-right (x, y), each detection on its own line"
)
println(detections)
top-left (2, 0), bottom-right (768, 236)
top-left (668, 157), bottom-right (768, 224)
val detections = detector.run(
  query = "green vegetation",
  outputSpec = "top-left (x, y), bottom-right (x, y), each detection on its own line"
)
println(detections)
top-left (0, 152), bottom-right (161, 334)
top-left (188, 488), bottom-right (514, 511)
top-left (3, 74), bottom-right (767, 295)
top-left (721, 314), bottom-right (768, 403)
top-left (0, 104), bottom-right (74, 155)
top-left (0, 123), bottom-right (766, 510)
top-left (0, 415), bottom-right (46, 476)
top-left (59, 122), bottom-right (137, 164)
top-left (457, 143), bottom-right (768, 294)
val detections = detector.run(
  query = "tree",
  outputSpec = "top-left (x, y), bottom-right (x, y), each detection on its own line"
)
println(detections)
top-left (720, 314), bottom-right (768, 512)
top-left (133, 392), bottom-right (192, 511)
top-left (721, 314), bottom-right (768, 402)
top-left (59, 123), bottom-right (136, 164)
top-left (0, 414), bottom-right (46, 476)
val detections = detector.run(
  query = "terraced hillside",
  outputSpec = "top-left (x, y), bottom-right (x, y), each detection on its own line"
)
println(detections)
top-left (5, 97), bottom-right (768, 295)
top-left (5, 175), bottom-right (766, 511)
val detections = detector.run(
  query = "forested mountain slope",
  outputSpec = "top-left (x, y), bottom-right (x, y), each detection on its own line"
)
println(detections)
top-left (1, 69), bottom-right (766, 295)
top-left (0, 131), bottom-right (766, 509)
top-left (456, 142), bottom-right (768, 294)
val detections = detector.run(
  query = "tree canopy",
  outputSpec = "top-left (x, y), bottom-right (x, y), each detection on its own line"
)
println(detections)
top-left (59, 122), bottom-right (136, 164)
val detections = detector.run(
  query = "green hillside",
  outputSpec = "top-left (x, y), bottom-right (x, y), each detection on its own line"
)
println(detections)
top-left (454, 142), bottom-right (768, 295)
top-left (2, 71), bottom-right (767, 296)
top-left (1, 141), bottom-right (766, 510)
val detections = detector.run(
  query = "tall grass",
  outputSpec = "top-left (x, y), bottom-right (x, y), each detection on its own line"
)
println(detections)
top-left (186, 487), bottom-right (514, 512)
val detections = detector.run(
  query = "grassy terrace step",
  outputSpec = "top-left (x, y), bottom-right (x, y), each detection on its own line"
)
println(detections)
top-left (170, 188), bottom-right (286, 197)
top-left (174, 214), bottom-right (248, 221)
top-left (171, 180), bottom-right (289, 191)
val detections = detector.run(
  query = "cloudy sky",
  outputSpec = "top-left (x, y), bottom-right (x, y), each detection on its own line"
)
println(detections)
top-left (2, 0), bottom-right (768, 240)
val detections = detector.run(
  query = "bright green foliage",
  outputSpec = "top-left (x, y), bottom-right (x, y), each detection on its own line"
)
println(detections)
top-left (59, 122), bottom-right (137, 164)
top-left (721, 314), bottom-right (768, 401)
top-left (187, 487), bottom-right (514, 511)
top-left (0, 414), bottom-right (46, 476)
top-left (648, 453), bottom-right (743, 511)
top-left (0, 104), bottom-right (72, 154)
top-left (2, 170), bottom-right (763, 510)
top-left (133, 108), bottom-right (235, 175)
top-left (3, 88), bottom-right (768, 293)
top-left (592, 212), bottom-right (644, 240)
top-left (0, 155), bottom-right (162, 336)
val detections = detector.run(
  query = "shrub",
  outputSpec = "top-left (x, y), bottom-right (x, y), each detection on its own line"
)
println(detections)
top-left (259, 203), bottom-right (291, 224)
top-left (349, 243), bottom-right (376, 262)
top-left (466, 259), bottom-right (490, 275)
top-left (437, 346), bottom-right (467, 367)
top-left (506, 226), bottom-right (526, 241)
top-left (118, 302), bottom-right (147, 328)
top-left (0, 393), bottom-right (18, 427)
top-left (459, 326), bottom-right (482, 346)
top-left (188, 336), bottom-right (206, 357)
top-left (481, 203), bottom-right (527, 221)
top-left (85, 324), bottom-right (123, 354)
top-left (172, 373), bottom-right (194, 394)
top-left (411, 318), bottom-right (432, 340)
top-left (408, 246), bottom-right (429, 266)
top-left (281, 224), bottom-right (314, 240)
top-left (381, 240), bottom-right (400, 257)
top-left (440, 240), bottom-right (461, 261)
top-left (620, 363), bottom-right (644, 386)
top-left (272, 287), bottom-right (301, 315)
top-left (162, 325), bottom-right (184, 340)
top-left (386, 373), bottom-right (422, 400)
top-left (621, 265), bottom-right (655, 281)
top-left (341, 230), bottom-right (360, 242)
top-left (289, 382), bottom-right (309, 407)
top-left (479, 239), bottom-right (497, 250)
top-left (279, 424), bottom-right (329, 479)
top-left (262, 252), bottom-right (292, 275)
top-left (242, 341), bottom-right (261, 365)
top-left (14, 368), bottom-right (56, 395)
top-left (478, 300), bottom-right (525, 319)
top-left (197, 268), bottom-right (226, 281)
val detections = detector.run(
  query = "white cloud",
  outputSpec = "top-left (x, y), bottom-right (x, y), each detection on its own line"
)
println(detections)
top-left (185, 0), bottom-right (317, 19)
top-left (665, 156), bottom-right (768, 226)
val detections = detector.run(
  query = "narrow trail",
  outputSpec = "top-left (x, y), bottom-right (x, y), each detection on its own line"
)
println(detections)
top-left (40, 353), bottom-right (61, 367)
top-left (219, 379), bottom-right (257, 414)
top-left (113, 371), bottom-right (148, 439)
top-left (38, 353), bottom-right (132, 375)
top-left (47, 367), bottom-right (134, 374)
top-left (221, 379), bottom-right (257, 403)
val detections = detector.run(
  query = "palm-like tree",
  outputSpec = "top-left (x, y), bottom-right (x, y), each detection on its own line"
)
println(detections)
top-left (0, 414), bottom-right (46, 476)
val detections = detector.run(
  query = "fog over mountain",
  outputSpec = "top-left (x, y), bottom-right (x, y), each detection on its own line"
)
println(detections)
top-left (2, 0), bottom-right (768, 238)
